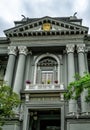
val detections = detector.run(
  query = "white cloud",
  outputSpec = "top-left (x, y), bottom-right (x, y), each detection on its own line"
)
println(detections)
top-left (72, 0), bottom-right (89, 13)
top-left (0, 0), bottom-right (90, 36)
top-left (0, 0), bottom-right (24, 22)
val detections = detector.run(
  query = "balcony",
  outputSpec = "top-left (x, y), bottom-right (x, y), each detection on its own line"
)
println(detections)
top-left (25, 83), bottom-right (65, 91)
top-left (21, 83), bottom-right (66, 102)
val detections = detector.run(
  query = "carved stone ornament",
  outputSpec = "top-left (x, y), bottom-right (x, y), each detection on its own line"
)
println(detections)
top-left (66, 44), bottom-right (75, 53)
top-left (8, 46), bottom-right (17, 55)
top-left (42, 23), bottom-right (51, 31)
top-left (18, 46), bottom-right (28, 55)
top-left (77, 44), bottom-right (85, 53)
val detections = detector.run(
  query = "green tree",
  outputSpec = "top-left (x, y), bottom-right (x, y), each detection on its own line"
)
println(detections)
top-left (64, 73), bottom-right (90, 102)
top-left (0, 82), bottom-right (20, 130)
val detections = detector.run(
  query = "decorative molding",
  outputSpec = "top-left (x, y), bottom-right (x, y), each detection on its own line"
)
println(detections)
top-left (18, 46), bottom-right (28, 55)
top-left (66, 44), bottom-right (75, 53)
top-left (30, 97), bottom-right (60, 103)
top-left (8, 46), bottom-right (17, 55)
top-left (37, 57), bottom-right (57, 66)
top-left (77, 44), bottom-right (85, 53)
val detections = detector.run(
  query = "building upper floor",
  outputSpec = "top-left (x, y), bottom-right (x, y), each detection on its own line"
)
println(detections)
top-left (0, 15), bottom-right (90, 94)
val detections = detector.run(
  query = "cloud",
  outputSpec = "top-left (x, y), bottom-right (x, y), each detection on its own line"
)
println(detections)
top-left (0, 0), bottom-right (24, 22)
top-left (0, 0), bottom-right (90, 36)
top-left (72, 0), bottom-right (89, 13)
top-left (0, 17), bottom-right (13, 36)
top-left (22, 0), bottom-right (74, 17)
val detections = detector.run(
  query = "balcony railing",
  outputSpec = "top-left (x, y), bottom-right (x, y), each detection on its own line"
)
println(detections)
top-left (25, 83), bottom-right (64, 91)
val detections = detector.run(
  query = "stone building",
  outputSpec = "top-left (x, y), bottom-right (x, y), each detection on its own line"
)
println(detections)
top-left (0, 15), bottom-right (90, 130)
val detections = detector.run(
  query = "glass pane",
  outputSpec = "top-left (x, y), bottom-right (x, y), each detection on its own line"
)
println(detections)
top-left (41, 71), bottom-right (54, 84)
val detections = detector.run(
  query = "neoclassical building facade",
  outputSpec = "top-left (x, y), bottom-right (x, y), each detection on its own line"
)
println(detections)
top-left (0, 15), bottom-right (90, 130)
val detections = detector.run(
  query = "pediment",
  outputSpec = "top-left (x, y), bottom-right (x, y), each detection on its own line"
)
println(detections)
top-left (23, 24), bottom-right (70, 32)
top-left (4, 16), bottom-right (89, 37)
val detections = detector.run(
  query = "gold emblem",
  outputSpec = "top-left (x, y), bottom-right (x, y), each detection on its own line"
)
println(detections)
top-left (42, 23), bottom-right (51, 31)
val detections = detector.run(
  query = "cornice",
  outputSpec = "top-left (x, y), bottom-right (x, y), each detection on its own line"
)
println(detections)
top-left (5, 30), bottom-right (88, 38)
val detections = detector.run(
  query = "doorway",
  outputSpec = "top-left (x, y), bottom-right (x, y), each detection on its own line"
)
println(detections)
top-left (29, 109), bottom-right (61, 130)
top-left (40, 119), bottom-right (60, 130)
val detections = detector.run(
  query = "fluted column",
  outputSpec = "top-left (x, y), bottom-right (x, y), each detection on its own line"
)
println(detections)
top-left (66, 44), bottom-right (77, 114)
top-left (13, 46), bottom-right (27, 94)
top-left (77, 44), bottom-right (89, 113)
top-left (4, 46), bottom-right (17, 87)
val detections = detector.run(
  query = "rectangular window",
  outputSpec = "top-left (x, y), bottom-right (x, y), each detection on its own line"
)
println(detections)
top-left (41, 71), bottom-right (54, 84)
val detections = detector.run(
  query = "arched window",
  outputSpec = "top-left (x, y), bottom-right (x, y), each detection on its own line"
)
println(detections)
top-left (35, 56), bottom-right (59, 84)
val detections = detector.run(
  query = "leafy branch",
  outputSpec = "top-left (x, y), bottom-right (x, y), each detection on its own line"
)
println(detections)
top-left (64, 73), bottom-right (90, 102)
top-left (0, 82), bottom-right (20, 129)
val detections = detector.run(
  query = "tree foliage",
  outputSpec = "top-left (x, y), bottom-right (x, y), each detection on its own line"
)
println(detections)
top-left (0, 82), bottom-right (20, 129)
top-left (64, 73), bottom-right (90, 102)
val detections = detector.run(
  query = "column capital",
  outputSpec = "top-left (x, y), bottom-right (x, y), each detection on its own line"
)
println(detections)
top-left (66, 44), bottom-right (75, 53)
top-left (8, 46), bottom-right (17, 55)
top-left (77, 44), bottom-right (85, 53)
top-left (18, 46), bottom-right (28, 55)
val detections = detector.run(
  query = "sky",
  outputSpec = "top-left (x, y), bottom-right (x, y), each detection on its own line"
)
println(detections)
top-left (0, 0), bottom-right (90, 37)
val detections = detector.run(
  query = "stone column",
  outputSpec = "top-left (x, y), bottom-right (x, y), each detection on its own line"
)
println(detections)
top-left (4, 46), bottom-right (17, 87)
top-left (66, 44), bottom-right (77, 114)
top-left (77, 44), bottom-right (86, 76)
top-left (13, 46), bottom-right (27, 94)
top-left (77, 44), bottom-right (88, 113)
top-left (23, 106), bottom-right (29, 130)
top-left (85, 49), bottom-right (89, 73)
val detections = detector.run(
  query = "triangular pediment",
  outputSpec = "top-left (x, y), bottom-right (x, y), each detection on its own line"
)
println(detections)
top-left (4, 16), bottom-right (89, 37)
top-left (23, 24), bottom-right (70, 32)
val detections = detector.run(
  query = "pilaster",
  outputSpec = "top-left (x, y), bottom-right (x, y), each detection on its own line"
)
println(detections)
top-left (24, 51), bottom-right (32, 87)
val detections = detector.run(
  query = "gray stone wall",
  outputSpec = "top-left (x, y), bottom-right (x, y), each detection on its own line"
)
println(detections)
top-left (67, 119), bottom-right (90, 130)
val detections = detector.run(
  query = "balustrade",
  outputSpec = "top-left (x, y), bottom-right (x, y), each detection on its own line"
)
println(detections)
top-left (25, 83), bottom-right (64, 90)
